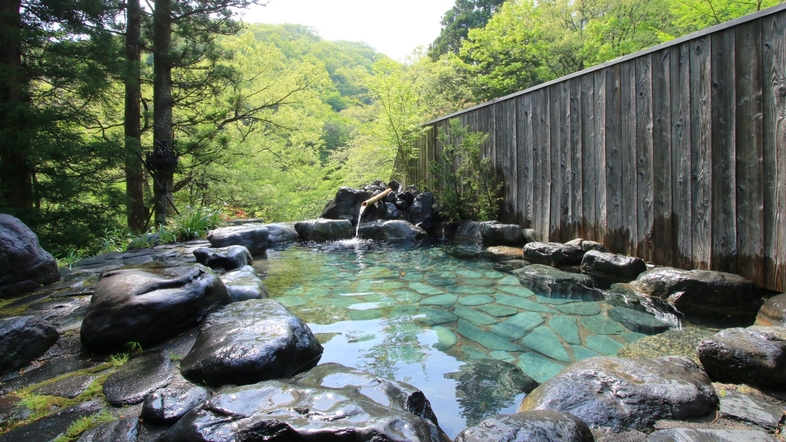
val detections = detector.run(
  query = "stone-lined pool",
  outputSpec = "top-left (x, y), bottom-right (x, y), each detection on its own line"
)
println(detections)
top-left (257, 239), bottom-right (672, 438)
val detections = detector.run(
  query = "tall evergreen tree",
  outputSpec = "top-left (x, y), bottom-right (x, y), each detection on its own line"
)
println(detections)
top-left (428, 0), bottom-right (506, 60)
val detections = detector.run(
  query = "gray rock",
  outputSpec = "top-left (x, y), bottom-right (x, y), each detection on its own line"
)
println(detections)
top-left (32, 373), bottom-right (97, 398)
top-left (219, 265), bottom-right (268, 302)
top-left (455, 411), bottom-right (594, 442)
top-left (76, 416), bottom-right (139, 442)
top-left (630, 267), bottom-right (762, 320)
top-left (580, 240), bottom-right (608, 253)
top-left (580, 250), bottom-right (647, 281)
top-left (518, 356), bottom-right (718, 432)
top-left (265, 223), bottom-right (299, 244)
top-left (0, 316), bottom-right (58, 375)
top-left (207, 223), bottom-right (269, 255)
top-left (522, 229), bottom-right (539, 244)
top-left (80, 264), bottom-right (230, 353)
top-left (294, 218), bottom-right (353, 241)
top-left (523, 241), bottom-right (585, 267)
top-left (357, 219), bottom-right (428, 241)
top-left (480, 222), bottom-right (525, 246)
top-left (408, 191), bottom-right (435, 229)
top-left (756, 293), bottom-right (786, 326)
top-left (164, 364), bottom-right (450, 442)
top-left (193, 245), bottom-right (252, 271)
top-left (718, 389), bottom-right (784, 430)
top-left (646, 429), bottom-right (779, 441)
top-left (618, 328), bottom-right (714, 364)
top-left (446, 359), bottom-right (539, 428)
top-left (0, 400), bottom-right (102, 442)
top-left (494, 259), bottom-right (531, 273)
top-left (484, 246), bottom-right (524, 262)
top-left (0, 214), bottom-right (60, 296)
top-left (513, 265), bottom-right (598, 300)
top-left (180, 299), bottom-right (323, 387)
top-left (141, 382), bottom-right (209, 425)
top-left (103, 349), bottom-right (173, 406)
top-left (320, 186), bottom-right (373, 222)
top-left (608, 307), bottom-right (671, 334)
top-left (696, 326), bottom-right (786, 390)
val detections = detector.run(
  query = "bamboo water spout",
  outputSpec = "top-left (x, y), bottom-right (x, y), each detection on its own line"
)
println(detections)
top-left (360, 188), bottom-right (393, 209)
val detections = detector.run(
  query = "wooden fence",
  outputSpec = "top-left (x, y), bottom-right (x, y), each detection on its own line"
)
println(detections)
top-left (399, 4), bottom-right (786, 292)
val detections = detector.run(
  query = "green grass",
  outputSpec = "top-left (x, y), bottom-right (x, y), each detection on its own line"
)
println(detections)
top-left (52, 411), bottom-right (116, 442)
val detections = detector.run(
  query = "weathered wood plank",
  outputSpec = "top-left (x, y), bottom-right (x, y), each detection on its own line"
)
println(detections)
top-left (581, 74), bottom-right (596, 240)
top-left (671, 42), bottom-right (693, 269)
top-left (636, 55), bottom-right (654, 261)
top-left (690, 36), bottom-right (712, 270)
top-left (541, 88), bottom-right (552, 241)
top-left (550, 84), bottom-right (563, 241)
top-left (505, 99), bottom-right (517, 224)
top-left (711, 29), bottom-right (738, 274)
top-left (606, 65), bottom-right (624, 254)
top-left (560, 81), bottom-right (572, 241)
top-left (570, 77), bottom-right (583, 240)
top-left (735, 20), bottom-right (764, 287)
top-left (762, 12), bottom-right (786, 291)
top-left (595, 69), bottom-right (607, 245)
top-left (532, 89), bottom-right (544, 238)
top-left (621, 61), bottom-right (637, 255)
top-left (518, 95), bottom-right (534, 227)
top-left (652, 48), bottom-right (674, 267)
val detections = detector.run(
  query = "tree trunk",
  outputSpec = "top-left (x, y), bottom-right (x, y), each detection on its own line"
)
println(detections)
top-left (125, 0), bottom-right (146, 232)
top-left (0, 0), bottom-right (33, 214)
top-left (153, 0), bottom-right (174, 227)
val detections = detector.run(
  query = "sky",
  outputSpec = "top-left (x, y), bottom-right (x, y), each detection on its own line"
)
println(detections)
top-left (240, 0), bottom-right (456, 60)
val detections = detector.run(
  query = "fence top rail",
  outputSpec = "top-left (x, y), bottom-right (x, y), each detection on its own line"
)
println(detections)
top-left (422, 2), bottom-right (786, 127)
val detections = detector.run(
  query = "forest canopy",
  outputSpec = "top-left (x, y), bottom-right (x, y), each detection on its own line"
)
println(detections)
top-left (0, 0), bottom-right (779, 256)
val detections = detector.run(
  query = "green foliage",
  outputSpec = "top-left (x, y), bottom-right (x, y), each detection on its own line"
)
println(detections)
top-left (52, 411), bottom-right (115, 442)
top-left (429, 119), bottom-right (501, 221)
top-left (109, 353), bottom-right (129, 368)
top-left (429, 0), bottom-right (507, 60)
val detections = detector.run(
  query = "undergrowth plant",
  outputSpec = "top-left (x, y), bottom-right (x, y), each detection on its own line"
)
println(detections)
top-left (429, 118), bottom-right (502, 221)
top-left (52, 411), bottom-right (115, 442)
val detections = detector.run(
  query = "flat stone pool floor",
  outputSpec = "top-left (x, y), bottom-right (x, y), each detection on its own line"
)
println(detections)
top-left (258, 239), bottom-right (665, 438)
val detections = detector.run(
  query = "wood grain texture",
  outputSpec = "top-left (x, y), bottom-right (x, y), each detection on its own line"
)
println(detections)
top-left (690, 36), bottom-right (712, 270)
top-left (636, 56), bottom-right (655, 261)
top-left (518, 95), bottom-right (534, 227)
top-left (606, 65), bottom-right (624, 254)
top-left (672, 42), bottom-right (693, 269)
top-left (652, 48), bottom-right (674, 267)
top-left (581, 74), bottom-right (596, 240)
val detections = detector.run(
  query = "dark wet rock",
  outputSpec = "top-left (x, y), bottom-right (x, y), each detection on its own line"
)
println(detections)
top-left (0, 352), bottom-right (103, 394)
top-left (518, 356), bottom-right (718, 432)
top-left (193, 245), bottom-right (252, 271)
top-left (207, 223), bottom-right (270, 255)
top-left (294, 362), bottom-right (440, 425)
top-left (80, 265), bottom-right (230, 353)
top-left (646, 429), bottom-right (779, 441)
top-left (265, 223), bottom-right (299, 244)
top-left (408, 192), bottom-right (435, 230)
top-left (696, 326), bottom-right (786, 390)
top-left (523, 241), bottom-right (585, 267)
top-left (580, 240), bottom-right (608, 253)
top-left (604, 283), bottom-right (645, 309)
top-left (0, 400), bottom-right (102, 442)
top-left (294, 218), bottom-right (353, 241)
top-left (357, 219), bottom-right (427, 241)
top-left (0, 395), bottom-right (29, 425)
top-left (629, 267), bottom-right (762, 320)
top-left (618, 328), bottom-right (715, 364)
top-left (163, 364), bottom-right (450, 442)
top-left (103, 349), bottom-right (174, 406)
top-left (513, 265), bottom-right (598, 300)
top-left (756, 293), bottom-right (786, 326)
top-left (320, 186), bottom-right (373, 222)
top-left (581, 251), bottom-right (647, 281)
top-left (455, 410), bottom-right (594, 442)
top-left (219, 265), bottom-right (268, 302)
top-left (33, 373), bottom-right (98, 398)
top-left (0, 214), bottom-right (60, 297)
top-left (446, 359), bottom-right (539, 427)
top-left (494, 259), bottom-right (531, 273)
top-left (522, 229), bottom-right (539, 244)
top-left (483, 246), bottom-right (524, 261)
top-left (76, 416), bottom-right (140, 442)
top-left (0, 316), bottom-right (58, 375)
top-left (141, 382), bottom-right (209, 425)
top-left (180, 299), bottom-right (323, 387)
top-left (480, 222), bottom-right (524, 246)
top-left (607, 307), bottom-right (671, 334)
top-left (717, 388), bottom-right (784, 430)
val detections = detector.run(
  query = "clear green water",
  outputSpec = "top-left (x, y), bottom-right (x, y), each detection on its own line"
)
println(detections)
top-left (258, 239), bottom-right (662, 438)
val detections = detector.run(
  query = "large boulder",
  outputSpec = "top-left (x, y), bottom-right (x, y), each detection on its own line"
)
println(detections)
top-left (0, 316), bottom-right (59, 375)
top-left (265, 223), bottom-right (300, 244)
top-left (207, 224), bottom-right (269, 255)
top-left (696, 326), bottom-right (786, 391)
top-left (180, 299), bottom-right (323, 387)
top-left (756, 293), bottom-right (786, 326)
top-left (141, 381), bottom-right (209, 425)
top-left (455, 221), bottom-right (523, 246)
top-left (580, 250), bottom-right (647, 281)
top-left (294, 218), bottom-right (353, 241)
top-left (0, 214), bottom-right (60, 296)
top-left (193, 245), bottom-right (252, 271)
top-left (80, 265), bottom-right (230, 353)
top-left (454, 411), bottom-right (594, 442)
top-left (408, 191), bottom-right (435, 230)
top-left (629, 267), bottom-right (763, 320)
top-left (513, 264), bottom-right (598, 300)
top-left (518, 356), bottom-right (718, 432)
top-left (164, 363), bottom-right (451, 442)
top-left (219, 265), bottom-right (268, 302)
top-left (357, 219), bottom-right (428, 241)
top-left (102, 349), bottom-right (173, 406)
top-left (523, 241), bottom-right (585, 267)
top-left (320, 187), bottom-right (373, 222)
